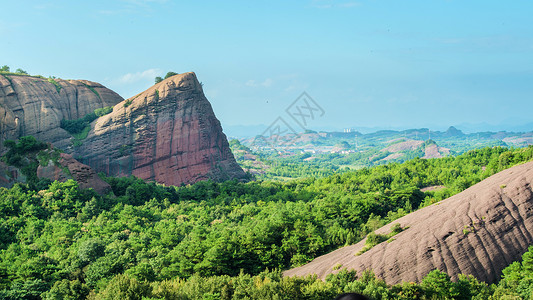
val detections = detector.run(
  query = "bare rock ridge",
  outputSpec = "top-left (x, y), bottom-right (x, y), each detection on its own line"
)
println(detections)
top-left (284, 161), bottom-right (533, 284)
top-left (0, 72), bottom-right (246, 189)
top-left (0, 75), bottom-right (124, 152)
top-left (0, 74), bottom-right (123, 191)
top-left (73, 72), bottom-right (247, 186)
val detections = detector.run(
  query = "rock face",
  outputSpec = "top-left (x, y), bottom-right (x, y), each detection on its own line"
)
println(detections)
top-left (284, 161), bottom-right (533, 284)
top-left (0, 74), bottom-right (124, 152)
top-left (73, 72), bottom-right (247, 186)
top-left (37, 153), bottom-right (112, 195)
top-left (0, 72), bottom-right (246, 188)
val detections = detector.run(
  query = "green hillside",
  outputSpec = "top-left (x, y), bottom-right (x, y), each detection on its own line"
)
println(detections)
top-left (1, 142), bottom-right (533, 298)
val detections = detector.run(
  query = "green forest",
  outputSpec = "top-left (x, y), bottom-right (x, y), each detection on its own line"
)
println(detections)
top-left (1, 142), bottom-right (533, 299)
top-left (229, 127), bottom-right (532, 181)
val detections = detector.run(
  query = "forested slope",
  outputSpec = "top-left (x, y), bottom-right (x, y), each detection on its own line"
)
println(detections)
top-left (1, 146), bottom-right (532, 299)
top-left (285, 160), bottom-right (533, 284)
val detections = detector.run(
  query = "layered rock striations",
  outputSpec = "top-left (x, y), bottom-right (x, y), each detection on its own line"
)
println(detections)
top-left (0, 74), bottom-right (123, 151)
top-left (284, 161), bottom-right (533, 284)
top-left (74, 72), bottom-right (247, 186)
top-left (0, 72), bottom-right (246, 188)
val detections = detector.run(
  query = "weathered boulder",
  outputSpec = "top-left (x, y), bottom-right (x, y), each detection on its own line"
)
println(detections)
top-left (73, 72), bottom-right (247, 186)
top-left (37, 152), bottom-right (112, 195)
top-left (284, 161), bottom-right (533, 284)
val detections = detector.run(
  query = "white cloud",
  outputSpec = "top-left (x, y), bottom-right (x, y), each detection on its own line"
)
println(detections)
top-left (98, 10), bottom-right (117, 15)
top-left (262, 78), bottom-right (273, 87)
top-left (246, 78), bottom-right (274, 87)
top-left (115, 68), bottom-right (163, 85)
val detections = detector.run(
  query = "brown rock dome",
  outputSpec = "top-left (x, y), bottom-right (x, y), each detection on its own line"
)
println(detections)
top-left (284, 161), bottom-right (533, 284)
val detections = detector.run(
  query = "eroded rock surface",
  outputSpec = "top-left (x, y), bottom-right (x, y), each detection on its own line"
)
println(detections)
top-left (37, 153), bottom-right (112, 195)
top-left (284, 161), bottom-right (533, 284)
top-left (0, 72), bottom-right (246, 188)
top-left (74, 72), bottom-right (247, 186)
top-left (0, 74), bottom-right (123, 151)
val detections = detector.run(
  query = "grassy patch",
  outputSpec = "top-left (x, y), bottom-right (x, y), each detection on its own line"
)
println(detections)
top-left (82, 83), bottom-right (101, 99)
top-left (0, 71), bottom-right (47, 79)
top-left (119, 145), bottom-right (132, 156)
top-left (37, 148), bottom-right (61, 167)
top-left (72, 126), bottom-right (91, 147)
top-left (48, 78), bottom-right (62, 94)
top-left (60, 107), bottom-right (113, 143)
top-left (95, 106), bottom-right (113, 117)
top-left (356, 223), bottom-right (406, 256)
top-left (124, 99), bottom-right (133, 107)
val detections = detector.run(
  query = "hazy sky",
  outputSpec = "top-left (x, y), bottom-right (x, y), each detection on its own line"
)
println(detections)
top-left (2, 1), bottom-right (532, 132)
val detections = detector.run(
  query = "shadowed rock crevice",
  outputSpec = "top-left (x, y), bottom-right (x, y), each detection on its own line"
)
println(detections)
top-left (284, 161), bottom-right (533, 284)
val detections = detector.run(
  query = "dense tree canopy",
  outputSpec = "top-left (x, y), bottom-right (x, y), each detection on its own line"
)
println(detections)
top-left (0, 145), bottom-right (532, 298)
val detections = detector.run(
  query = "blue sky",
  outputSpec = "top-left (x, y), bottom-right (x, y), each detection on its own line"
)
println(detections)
top-left (2, 0), bottom-right (532, 133)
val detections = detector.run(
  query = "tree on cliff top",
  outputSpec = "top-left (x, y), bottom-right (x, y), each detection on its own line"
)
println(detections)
top-left (155, 71), bottom-right (178, 84)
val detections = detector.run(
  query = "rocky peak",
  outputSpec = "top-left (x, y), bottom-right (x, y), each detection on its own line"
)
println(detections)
top-left (445, 126), bottom-right (464, 137)
top-left (0, 72), bottom-right (246, 189)
top-left (73, 72), bottom-right (247, 186)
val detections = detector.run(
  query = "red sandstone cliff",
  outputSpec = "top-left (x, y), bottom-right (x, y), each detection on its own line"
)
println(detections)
top-left (0, 74), bottom-right (124, 151)
top-left (284, 161), bottom-right (533, 284)
top-left (0, 74), bottom-right (123, 190)
top-left (73, 72), bottom-right (247, 186)
top-left (0, 72), bottom-right (246, 188)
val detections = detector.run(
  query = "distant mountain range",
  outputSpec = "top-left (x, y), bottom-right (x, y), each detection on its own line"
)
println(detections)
top-left (223, 123), bottom-right (533, 138)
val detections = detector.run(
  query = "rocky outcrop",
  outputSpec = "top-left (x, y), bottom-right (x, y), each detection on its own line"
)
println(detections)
top-left (0, 74), bottom-right (124, 151)
top-left (37, 152), bottom-right (112, 195)
top-left (0, 72), bottom-right (246, 188)
top-left (73, 72), bottom-right (247, 186)
top-left (284, 161), bottom-right (533, 284)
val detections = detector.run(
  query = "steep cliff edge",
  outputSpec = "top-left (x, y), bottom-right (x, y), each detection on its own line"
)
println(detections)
top-left (73, 72), bottom-right (247, 186)
top-left (0, 72), bottom-right (246, 188)
top-left (0, 74), bottom-right (124, 151)
top-left (284, 161), bottom-right (533, 284)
